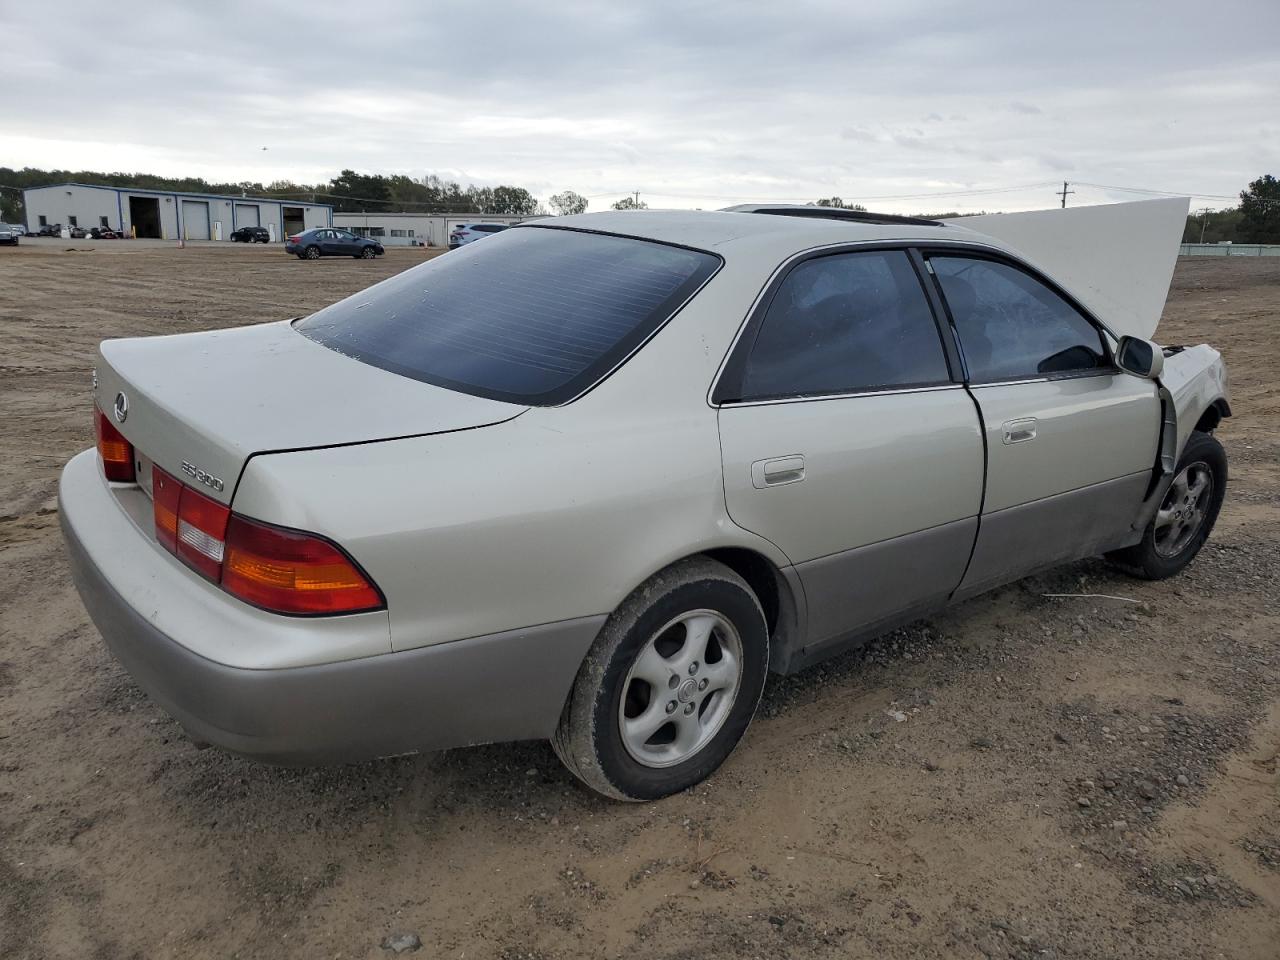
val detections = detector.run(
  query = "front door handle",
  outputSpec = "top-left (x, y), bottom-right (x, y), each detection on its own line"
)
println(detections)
top-left (751, 455), bottom-right (805, 489)
top-left (1002, 418), bottom-right (1037, 444)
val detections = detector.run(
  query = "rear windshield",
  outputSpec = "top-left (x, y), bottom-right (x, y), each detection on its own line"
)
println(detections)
top-left (296, 227), bottom-right (720, 404)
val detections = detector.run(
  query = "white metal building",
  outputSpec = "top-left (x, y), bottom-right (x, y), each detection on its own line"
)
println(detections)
top-left (333, 211), bottom-right (530, 247)
top-left (22, 183), bottom-right (333, 241)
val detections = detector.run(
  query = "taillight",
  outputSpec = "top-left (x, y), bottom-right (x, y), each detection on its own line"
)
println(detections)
top-left (175, 483), bottom-right (230, 580)
top-left (152, 466), bottom-right (229, 581)
top-left (223, 516), bottom-right (383, 615)
top-left (151, 465), bottom-right (382, 615)
top-left (95, 409), bottom-right (135, 482)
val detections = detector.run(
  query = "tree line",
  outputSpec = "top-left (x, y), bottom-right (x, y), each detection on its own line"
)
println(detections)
top-left (0, 166), bottom-right (591, 222)
top-left (1182, 175), bottom-right (1280, 244)
top-left (4, 166), bottom-right (1276, 240)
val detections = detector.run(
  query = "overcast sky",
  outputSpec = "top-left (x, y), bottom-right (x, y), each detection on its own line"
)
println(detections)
top-left (2, 1), bottom-right (1276, 214)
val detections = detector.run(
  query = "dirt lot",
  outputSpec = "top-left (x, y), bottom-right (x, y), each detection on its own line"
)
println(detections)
top-left (1, 244), bottom-right (1278, 959)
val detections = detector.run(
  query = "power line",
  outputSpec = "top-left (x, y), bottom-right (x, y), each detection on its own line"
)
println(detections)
top-left (6, 178), bottom-right (1277, 212)
top-left (1074, 181), bottom-right (1280, 208)
top-left (586, 181), bottom-right (1062, 204)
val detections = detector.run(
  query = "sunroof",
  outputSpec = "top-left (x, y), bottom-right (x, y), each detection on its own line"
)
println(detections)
top-left (722, 204), bottom-right (944, 227)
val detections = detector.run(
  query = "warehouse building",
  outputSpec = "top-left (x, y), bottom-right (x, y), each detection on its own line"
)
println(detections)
top-left (22, 183), bottom-right (332, 241)
top-left (333, 211), bottom-right (530, 247)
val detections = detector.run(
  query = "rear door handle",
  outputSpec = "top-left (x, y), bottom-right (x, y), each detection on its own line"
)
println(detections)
top-left (1002, 418), bottom-right (1037, 444)
top-left (751, 455), bottom-right (805, 488)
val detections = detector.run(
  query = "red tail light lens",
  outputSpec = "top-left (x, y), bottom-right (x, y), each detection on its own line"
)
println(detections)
top-left (175, 484), bottom-right (230, 580)
top-left (152, 466), bottom-right (229, 581)
top-left (151, 465), bottom-right (382, 615)
top-left (222, 516), bottom-right (384, 615)
top-left (95, 409), bottom-right (135, 482)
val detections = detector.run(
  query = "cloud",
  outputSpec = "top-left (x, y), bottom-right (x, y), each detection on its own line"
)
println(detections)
top-left (0, 0), bottom-right (1276, 214)
top-left (840, 126), bottom-right (879, 142)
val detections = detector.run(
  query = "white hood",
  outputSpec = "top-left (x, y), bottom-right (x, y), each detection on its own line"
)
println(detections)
top-left (946, 197), bottom-right (1189, 340)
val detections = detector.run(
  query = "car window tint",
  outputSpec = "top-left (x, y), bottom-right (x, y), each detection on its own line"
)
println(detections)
top-left (736, 250), bottom-right (949, 401)
top-left (297, 227), bottom-right (720, 405)
top-left (931, 256), bottom-right (1106, 381)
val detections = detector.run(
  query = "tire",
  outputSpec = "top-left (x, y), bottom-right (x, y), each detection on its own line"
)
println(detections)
top-left (360, 247), bottom-right (376, 259)
top-left (552, 557), bottom-right (769, 801)
top-left (304, 245), bottom-right (321, 260)
top-left (1107, 430), bottom-right (1227, 580)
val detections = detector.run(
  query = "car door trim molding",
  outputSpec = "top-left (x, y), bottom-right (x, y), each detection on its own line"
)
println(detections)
top-left (716, 382), bottom-right (965, 409)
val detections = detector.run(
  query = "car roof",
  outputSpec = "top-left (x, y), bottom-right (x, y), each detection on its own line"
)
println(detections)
top-left (523, 208), bottom-right (991, 259)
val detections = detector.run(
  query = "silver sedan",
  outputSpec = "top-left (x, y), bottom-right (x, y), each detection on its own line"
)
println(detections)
top-left (60, 201), bottom-right (1230, 800)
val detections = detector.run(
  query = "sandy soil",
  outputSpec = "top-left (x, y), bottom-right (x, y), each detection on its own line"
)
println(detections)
top-left (1, 244), bottom-right (1278, 960)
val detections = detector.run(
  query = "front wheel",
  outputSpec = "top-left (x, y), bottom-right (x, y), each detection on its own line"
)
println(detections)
top-left (553, 557), bottom-right (768, 801)
top-left (1107, 430), bottom-right (1227, 580)
top-left (360, 246), bottom-right (377, 259)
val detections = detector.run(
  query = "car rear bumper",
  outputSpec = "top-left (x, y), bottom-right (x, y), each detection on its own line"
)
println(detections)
top-left (59, 450), bottom-right (606, 764)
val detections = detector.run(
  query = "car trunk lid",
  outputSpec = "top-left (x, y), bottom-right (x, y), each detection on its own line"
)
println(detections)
top-left (94, 320), bottom-right (526, 505)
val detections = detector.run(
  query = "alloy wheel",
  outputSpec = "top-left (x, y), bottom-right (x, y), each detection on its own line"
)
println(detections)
top-left (618, 609), bottom-right (743, 768)
top-left (1154, 461), bottom-right (1213, 558)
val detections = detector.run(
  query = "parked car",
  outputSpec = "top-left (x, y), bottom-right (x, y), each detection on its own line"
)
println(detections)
top-left (0, 224), bottom-right (20, 245)
top-left (448, 222), bottom-right (510, 248)
top-left (60, 202), bottom-right (1230, 801)
top-left (89, 227), bottom-right (119, 240)
top-left (231, 226), bottom-right (271, 243)
top-left (37, 223), bottom-right (62, 237)
top-left (285, 227), bottom-right (383, 260)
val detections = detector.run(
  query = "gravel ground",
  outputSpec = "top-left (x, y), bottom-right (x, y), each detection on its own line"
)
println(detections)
top-left (0, 245), bottom-right (1277, 959)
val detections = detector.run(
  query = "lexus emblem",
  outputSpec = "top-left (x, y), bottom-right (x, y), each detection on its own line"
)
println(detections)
top-left (113, 391), bottom-right (129, 423)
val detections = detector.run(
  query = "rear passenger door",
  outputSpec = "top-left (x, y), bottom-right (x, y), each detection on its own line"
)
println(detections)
top-left (716, 248), bottom-right (985, 655)
top-left (925, 253), bottom-right (1161, 597)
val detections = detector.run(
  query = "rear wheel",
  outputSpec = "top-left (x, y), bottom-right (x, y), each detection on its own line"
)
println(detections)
top-left (1107, 430), bottom-right (1226, 580)
top-left (304, 245), bottom-right (321, 260)
top-left (553, 557), bottom-right (768, 801)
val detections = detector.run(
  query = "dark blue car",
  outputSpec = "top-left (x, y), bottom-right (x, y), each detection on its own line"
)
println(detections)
top-left (285, 227), bottom-right (384, 260)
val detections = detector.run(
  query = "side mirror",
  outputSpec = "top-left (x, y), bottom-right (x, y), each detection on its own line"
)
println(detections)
top-left (1116, 336), bottom-right (1164, 379)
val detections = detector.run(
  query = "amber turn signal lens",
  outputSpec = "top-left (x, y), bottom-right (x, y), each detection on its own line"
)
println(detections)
top-left (95, 409), bottom-right (135, 482)
top-left (222, 515), bottom-right (384, 615)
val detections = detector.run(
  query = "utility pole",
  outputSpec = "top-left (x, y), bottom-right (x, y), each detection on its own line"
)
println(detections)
top-left (1198, 207), bottom-right (1212, 243)
top-left (1056, 180), bottom-right (1074, 208)
top-left (633, 190), bottom-right (641, 207)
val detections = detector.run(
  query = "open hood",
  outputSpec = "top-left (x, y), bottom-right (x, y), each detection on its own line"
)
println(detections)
top-left (946, 197), bottom-right (1189, 341)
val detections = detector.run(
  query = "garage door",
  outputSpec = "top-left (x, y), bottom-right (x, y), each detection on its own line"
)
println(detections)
top-left (234, 203), bottom-right (260, 228)
top-left (181, 200), bottom-right (210, 240)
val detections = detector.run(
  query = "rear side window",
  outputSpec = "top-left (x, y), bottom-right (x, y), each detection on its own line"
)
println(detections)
top-left (726, 250), bottom-right (950, 402)
top-left (931, 256), bottom-right (1106, 382)
top-left (297, 227), bottom-right (720, 405)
